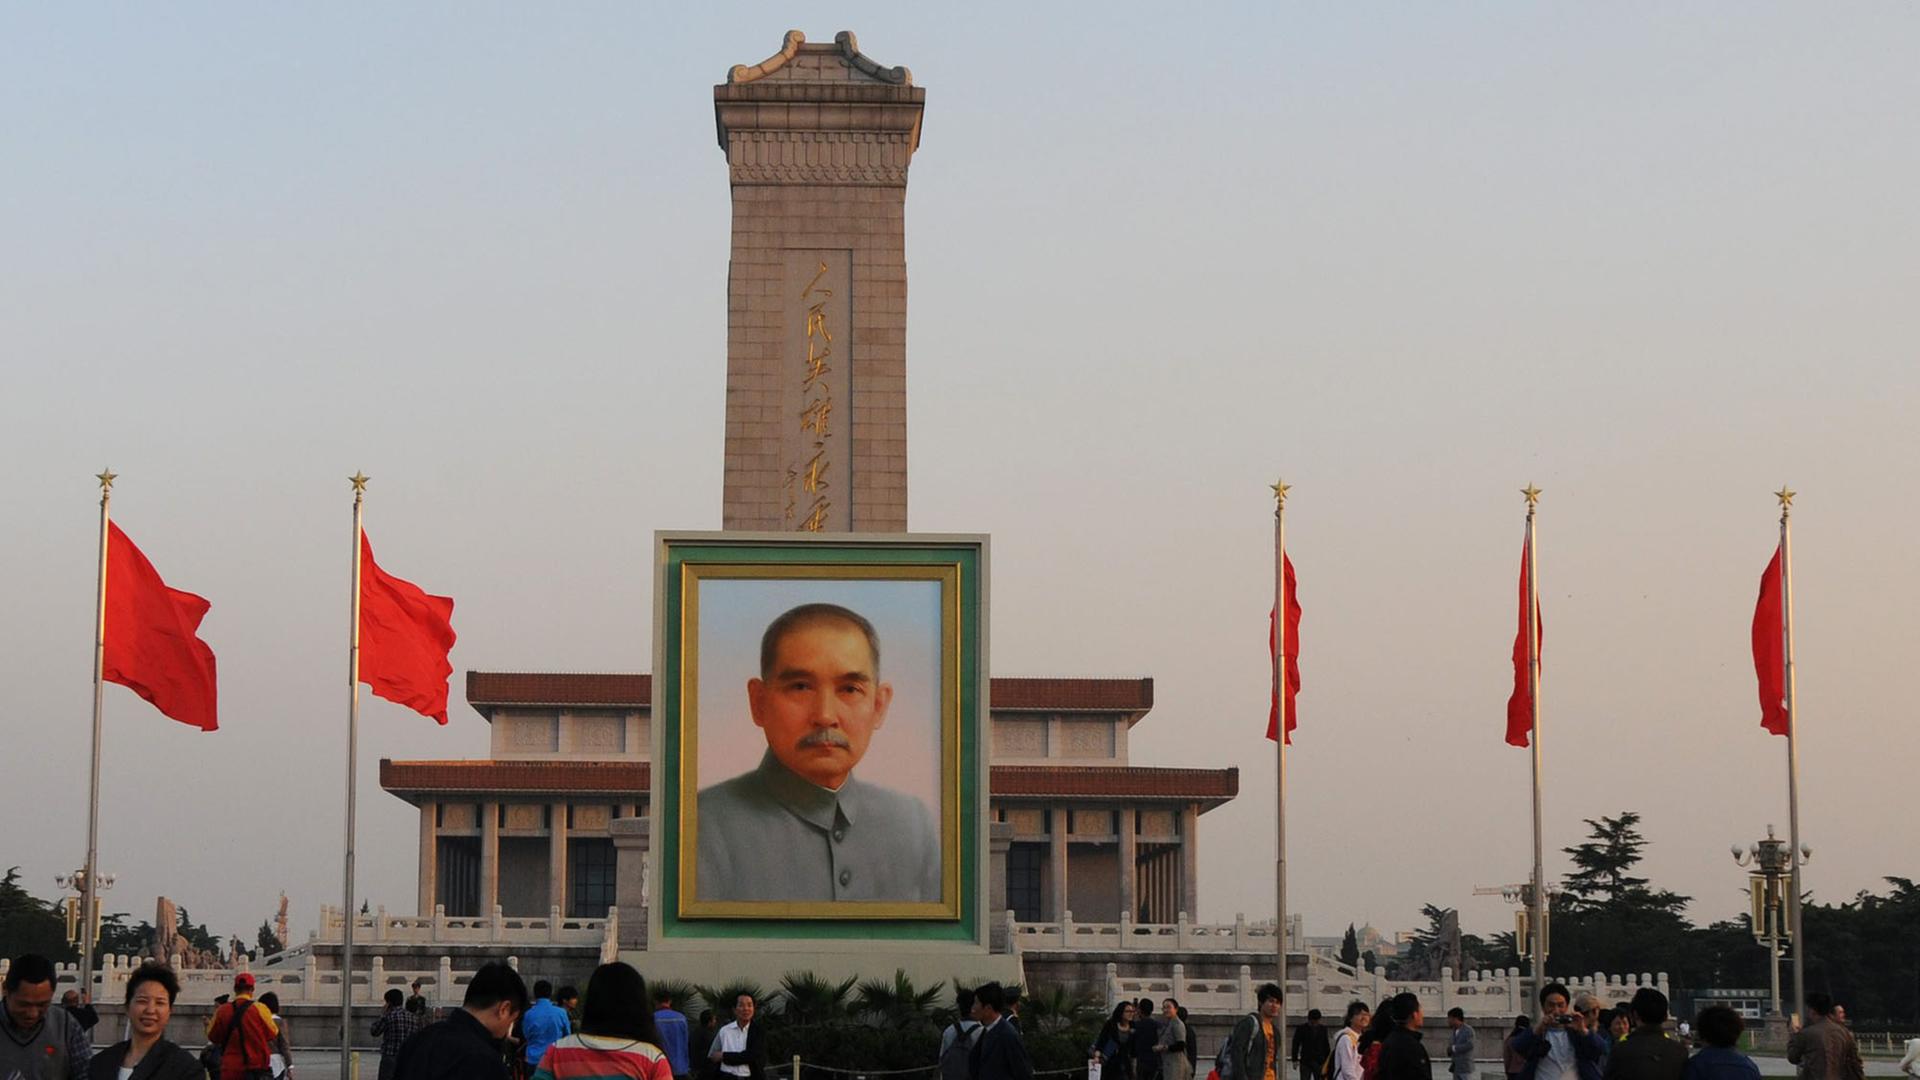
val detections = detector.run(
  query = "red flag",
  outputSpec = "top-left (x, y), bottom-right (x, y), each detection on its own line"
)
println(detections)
top-left (359, 531), bottom-right (456, 724)
top-left (1266, 554), bottom-right (1302, 743)
top-left (103, 523), bottom-right (218, 731)
top-left (1505, 541), bottom-right (1541, 748)
top-left (1752, 546), bottom-right (1788, 736)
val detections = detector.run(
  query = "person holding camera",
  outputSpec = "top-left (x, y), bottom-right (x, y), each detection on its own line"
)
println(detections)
top-left (1511, 984), bottom-right (1608, 1080)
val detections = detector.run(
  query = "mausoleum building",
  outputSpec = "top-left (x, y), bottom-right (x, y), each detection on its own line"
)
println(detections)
top-left (381, 672), bottom-right (1237, 925)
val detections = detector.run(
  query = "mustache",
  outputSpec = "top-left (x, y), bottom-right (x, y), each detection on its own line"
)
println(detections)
top-left (796, 729), bottom-right (852, 750)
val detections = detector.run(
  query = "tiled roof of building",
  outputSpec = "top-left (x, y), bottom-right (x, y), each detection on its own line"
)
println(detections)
top-left (380, 759), bottom-right (1236, 811)
top-left (990, 765), bottom-right (1239, 803)
top-left (381, 759), bottom-right (648, 795)
top-left (466, 671), bottom-right (1153, 719)
top-left (466, 672), bottom-right (652, 708)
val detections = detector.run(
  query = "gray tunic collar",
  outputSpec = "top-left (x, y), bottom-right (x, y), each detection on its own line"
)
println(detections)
top-left (753, 749), bottom-right (860, 830)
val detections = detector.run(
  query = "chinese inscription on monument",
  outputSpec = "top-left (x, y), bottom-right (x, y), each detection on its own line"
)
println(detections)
top-left (782, 249), bottom-right (852, 530)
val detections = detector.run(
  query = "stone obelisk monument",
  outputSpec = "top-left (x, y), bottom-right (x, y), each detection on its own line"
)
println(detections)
top-left (716, 31), bottom-right (923, 533)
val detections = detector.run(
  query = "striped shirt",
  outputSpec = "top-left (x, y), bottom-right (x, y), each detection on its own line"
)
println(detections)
top-left (531, 1034), bottom-right (674, 1080)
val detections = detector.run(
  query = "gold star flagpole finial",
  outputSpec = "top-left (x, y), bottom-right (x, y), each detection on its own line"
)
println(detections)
top-left (349, 471), bottom-right (369, 495)
top-left (96, 468), bottom-right (117, 493)
top-left (1521, 483), bottom-right (1542, 507)
top-left (1270, 478), bottom-right (1291, 508)
top-left (1775, 484), bottom-right (1795, 522)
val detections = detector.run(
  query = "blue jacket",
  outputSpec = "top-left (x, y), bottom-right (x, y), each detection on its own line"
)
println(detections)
top-left (1682, 1049), bottom-right (1760, 1080)
top-left (1512, 1025), bottom-right (1608, 1080)
top-left (655, 1007), bottom-right (691, 1076)
top-left (522, 997), bottom-right (572, 1070)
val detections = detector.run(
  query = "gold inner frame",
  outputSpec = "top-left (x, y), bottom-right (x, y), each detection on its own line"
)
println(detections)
top-left (676, 561), bottom-right (964, 920)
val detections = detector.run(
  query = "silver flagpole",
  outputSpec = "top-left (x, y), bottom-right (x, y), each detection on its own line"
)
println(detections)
top-left (81, 469), bottom-right (117, 999)
top-left (1777, 487), bottom-right (1805, 1023)
top-left (1523, 484), bottom-right (1546, 1001)
top-left (342, 472), bottom-right (367, 1064)
top-left (1271, 478), bottom-right (1290, 1057)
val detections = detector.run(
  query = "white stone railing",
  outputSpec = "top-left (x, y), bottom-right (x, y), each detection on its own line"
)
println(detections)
top-left (1105, 959), bottom-right (1670, 1018)
top-left (1012, 911), bottom-right (1286, 953)
top-left (314, 903), bottom-right (607, 946)
top-left (7, 952), bottom-right (523, 1007)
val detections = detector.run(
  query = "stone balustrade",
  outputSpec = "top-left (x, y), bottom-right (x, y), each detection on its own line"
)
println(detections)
top-left (1104, 959), bottom-right (1669, 1018)
top-left (3, 952), bottom-right (521, 1006)
top-left (1012, 911), bottom-right (1283, 953)
top-left (313, 903), bottom-right (606, 946)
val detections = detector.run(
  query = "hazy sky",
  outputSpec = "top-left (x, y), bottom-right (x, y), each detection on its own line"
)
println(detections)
top-left (5, 4), bottom-right (1916, 955)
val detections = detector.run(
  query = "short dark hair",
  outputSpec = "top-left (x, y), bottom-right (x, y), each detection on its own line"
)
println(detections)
top-left (1631, 989), bottom-right (1667, 1026)
top-left (464, 962), bottom-right (530, 1014)
top-left (1138, 997), bottom-right (1155, 1014)
top-left (1695, 1006), bottom-right (1744, 1048)
top-left (1344, 1001), bottom-right (1371, 1025)
top-left (259, 992), bottom-right (281, 1013)
top-left (534, 980), bottom-right (554, 999)
top-left (760, 603), bottom-right (881, 679)
top-left (1447, 1008), bottom-right (1465, 1021)
top-left (1392, 993), bottom-right (1421, 1024)
top-left (124, 963), bottom-right (180, 1005)
top-left (955, 987), bottom-right (976, 1015)
top-left (1165, 998), bottom-right (1182, 1011)
top-left (651, 985), bottom-right (672, 1005)
top-left (385, 988), bottom-right (405, 1007)
top-left (1257, 983), bottom-right (1284, 1005)
top-left (558, 985), bottom-right (579, 1004)
top-left (582, 963), bottom-right (662, 1044)
top-left (976, 982), bottom-right (1009, 1013)
top-left (1805, 992), bottom-right (1833, 1017)
top-left (699, 1009), bottom-right (714, 1026)
top-left (1308, 1009), bottom-right (1323, 1021)
top-left (3, 954), bottom-right (54, 991)
top-left (1539, 982), bottom-right (1570, 1006)
top-left (1513, 1015), bottom-right (1530, 1031)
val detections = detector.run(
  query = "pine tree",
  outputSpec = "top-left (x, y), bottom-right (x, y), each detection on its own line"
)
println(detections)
top-left (1339, 924), bottom-right (1361, 969)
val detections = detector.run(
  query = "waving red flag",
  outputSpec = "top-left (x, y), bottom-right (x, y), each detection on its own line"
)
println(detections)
top-left (1266, 554), bottom-right (1302, 743)
top-left (1505, 542), bottom-right (1541, 748)
top-left (359, 531), bottom-right (456, 724)
top-left (1752, 546), bottom-right (1788, 736)
top-left (103, 523), bottom-right (218, 731)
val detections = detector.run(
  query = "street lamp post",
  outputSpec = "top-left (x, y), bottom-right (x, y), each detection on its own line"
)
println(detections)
top-left (54, 868), bottom-right (115, 990)
top-left (1733, 825), bottom-right (1811, 1020)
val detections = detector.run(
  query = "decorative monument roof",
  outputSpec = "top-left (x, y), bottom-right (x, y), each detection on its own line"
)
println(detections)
top-left (727, 30), bottom-right (911, 87)
top-left (381, 758), bottom-right (1237, 813)
top-left (466, 671), bottom-right (1153, 718)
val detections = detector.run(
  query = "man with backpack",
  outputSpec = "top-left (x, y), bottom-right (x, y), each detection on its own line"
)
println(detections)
top-left (203, 973), bottom-right (279, 1080)
top-left (1226, 983), bottom-right (1286, 1080)
top-left (940, 988), bottom-right (983, 1080)
top-left (1292, 1010), bottom-right (1331, 1080)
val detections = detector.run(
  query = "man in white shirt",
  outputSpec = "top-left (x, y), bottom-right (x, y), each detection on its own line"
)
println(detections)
top-left (1895, 1037), bottom-right (1919, 1078)
top-left (710, 994), bottom-right (765, 1080)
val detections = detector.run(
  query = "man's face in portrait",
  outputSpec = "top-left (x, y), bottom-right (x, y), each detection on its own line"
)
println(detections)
top-left (748, 616), bottom-right (893, 790)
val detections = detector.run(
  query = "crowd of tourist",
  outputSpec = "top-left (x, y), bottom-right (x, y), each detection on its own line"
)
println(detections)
top-left (1, 951), bottom-right (1037, 1080)
top-left (4, 948), bottom-right (1912, 1080)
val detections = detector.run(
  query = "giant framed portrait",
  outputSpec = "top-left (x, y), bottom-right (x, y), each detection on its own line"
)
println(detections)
top-left (653, 533), bottom-right (986, 936)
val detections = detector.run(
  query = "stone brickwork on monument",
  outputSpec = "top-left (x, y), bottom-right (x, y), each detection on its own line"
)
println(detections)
top-left (716, 31), bottom-right (922, 533)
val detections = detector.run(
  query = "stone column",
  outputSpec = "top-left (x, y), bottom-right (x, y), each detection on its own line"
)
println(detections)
top-left (1049, 808), bottom-right (1069, 921)
top-left (988, 821), bottom-right (1012, 952)
top-left (1180, 805), bottom-right (1200, 919)
top-left (417, 800), bottom-right (437, 916)
top-left (609, 817), bottom-right (650, 950)
top-left (480, 801), bottom-right (499, 917)
top-left (715, 31), bottom-right (924, 533)
top-left (549, 801), bottom-right (569, 916)
top-left (1118, 808), bottom-right (1138, 922)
